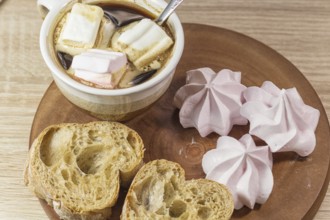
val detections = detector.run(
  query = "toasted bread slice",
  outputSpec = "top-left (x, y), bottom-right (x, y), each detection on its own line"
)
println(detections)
top-left (121, 159), bottom-right (234, 220)
top-left (24, 121), bottom-right (144, 220)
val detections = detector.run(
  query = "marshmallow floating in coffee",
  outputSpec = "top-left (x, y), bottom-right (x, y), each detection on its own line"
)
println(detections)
top-left (71, 49), bottom-right (127, 88)
top-left (96, 19), bottom-right (116, 48)
top-left (58, 3), bottom-right (104, 51)
top-left (112, 18), bottom-right (173, 69)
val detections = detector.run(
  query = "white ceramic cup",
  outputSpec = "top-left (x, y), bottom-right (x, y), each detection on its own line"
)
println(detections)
top-left (38, 0), bottom-right (184, 121)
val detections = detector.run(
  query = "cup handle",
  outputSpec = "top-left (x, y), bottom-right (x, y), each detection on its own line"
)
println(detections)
top-left (37, 0), bottom-right (71, 19)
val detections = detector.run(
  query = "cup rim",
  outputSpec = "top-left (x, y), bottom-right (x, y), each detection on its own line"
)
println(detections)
top-left (40, 0), bottom-right (184, 96)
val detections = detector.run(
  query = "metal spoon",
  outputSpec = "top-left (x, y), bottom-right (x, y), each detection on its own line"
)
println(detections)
top-left (104, 0), bottom-right (183, 27)
top-left (155, 0), bottom-right (184, 26)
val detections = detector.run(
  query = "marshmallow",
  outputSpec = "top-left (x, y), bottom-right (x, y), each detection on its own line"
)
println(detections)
top-left (71, 49), bottom-right (127, 88)
top-left (74, 70), bottom-right (114, 89)
top-left (112, 19), bottom-right (173, 69)
top-left (58, 3), bottom-right (104, 50)
top-left (96, 19), bottom-right (116, 48)
top-left (72, 49), bottom-right (127, 73)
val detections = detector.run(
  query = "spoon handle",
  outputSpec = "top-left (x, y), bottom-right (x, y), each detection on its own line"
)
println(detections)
top-left (155, 0), bottom-right (183, 25)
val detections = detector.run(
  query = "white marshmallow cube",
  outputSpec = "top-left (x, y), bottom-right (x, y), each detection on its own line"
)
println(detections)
top-left (97, 19), bottom-right (116, 48)
top-left (112, 19), bottom-right (173, 69)
top-left (72, 49), bottom-right (127, 73)
top-left (71, 49), bottom-right (127, 88)
top-left (59, 3), bottom-right (104, 49)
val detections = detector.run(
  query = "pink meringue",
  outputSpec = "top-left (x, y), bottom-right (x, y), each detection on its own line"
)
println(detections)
top-left (202, 134), bottom-right (273, 209)
top-left (240, 81), bottom-right (320, 157)
top-left (173, 68), bottom-right (248, 137)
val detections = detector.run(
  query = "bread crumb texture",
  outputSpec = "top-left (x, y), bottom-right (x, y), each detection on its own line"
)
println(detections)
top-left (24, 121), bottom-right (144, 220)
top-left (122, 159), bottom-right (234, 220)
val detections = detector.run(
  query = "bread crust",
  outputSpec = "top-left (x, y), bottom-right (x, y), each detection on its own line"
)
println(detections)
top-left (24, 121), bottom-right (144, 220)
top-left (121, 159), bottom-right (234, 220)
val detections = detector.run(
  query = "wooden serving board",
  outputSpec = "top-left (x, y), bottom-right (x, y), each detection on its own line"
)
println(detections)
top-left (29, 23), bottom-right (330, 220)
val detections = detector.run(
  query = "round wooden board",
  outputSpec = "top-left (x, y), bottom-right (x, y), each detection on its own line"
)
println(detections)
top-left (30, 23), bottom-right (330, 220)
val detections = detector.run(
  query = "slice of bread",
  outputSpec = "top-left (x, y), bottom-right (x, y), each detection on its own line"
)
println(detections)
top-left (24, 121), bottom-right (144, 220)
top-left (121, 159), bottom-right (234, 220)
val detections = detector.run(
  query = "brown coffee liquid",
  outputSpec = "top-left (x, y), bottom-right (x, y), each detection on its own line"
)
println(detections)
top-left (54, 1), bottom-right (174, 89)
top-left (99, 1), bottom-right (155, 20)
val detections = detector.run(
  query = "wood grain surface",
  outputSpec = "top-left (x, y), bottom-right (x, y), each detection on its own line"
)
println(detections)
top-left (1, 0), bottom-right (330, 219)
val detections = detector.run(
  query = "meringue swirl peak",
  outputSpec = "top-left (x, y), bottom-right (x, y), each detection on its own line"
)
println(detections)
top-left (202, 134), bottom-right (273, 209)
top-left (241, 81), bottom-right (320, 157)
top-left (174, 68), bottom-right (248, 137)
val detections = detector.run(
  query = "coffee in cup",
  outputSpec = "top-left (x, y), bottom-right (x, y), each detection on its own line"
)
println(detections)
top-left (52, 1), bottom-right (175, 89)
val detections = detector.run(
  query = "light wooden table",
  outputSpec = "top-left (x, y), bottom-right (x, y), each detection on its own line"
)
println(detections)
top-left (1, 0), bottom-right (329, 219)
